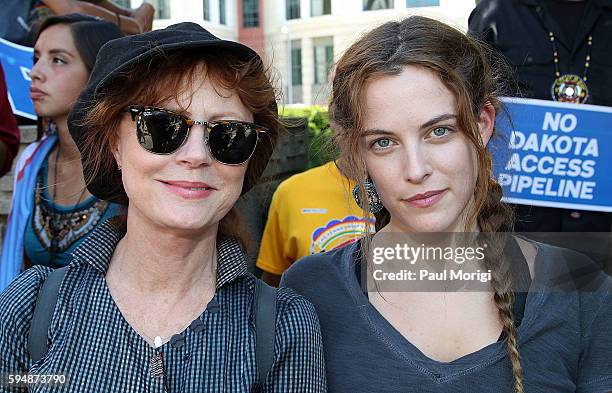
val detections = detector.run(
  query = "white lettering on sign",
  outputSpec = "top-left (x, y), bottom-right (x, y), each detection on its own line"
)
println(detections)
top-left (509, 131), bottom-right (598, 157)
top-left (498, 109), bottom-right (602, 203)
top-left (542, 112), bottom-right (577, 132)
top-left (20, 66), bottom-right (31, 82)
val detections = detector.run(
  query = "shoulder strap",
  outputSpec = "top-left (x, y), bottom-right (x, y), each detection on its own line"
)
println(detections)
top-left (28, 266), bottom-right (69, 363)
top-left (255, 278), bottom-right (277, 387)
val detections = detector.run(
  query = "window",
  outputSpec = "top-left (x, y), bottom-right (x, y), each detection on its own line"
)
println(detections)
top-left (243, 0), bottom-right (259, 27)
top-left (219, 0), bottom-right (226, 24)
top-left (313, 37), bottom-right (333, 85)
top-left (149, 0), bottom-right (171, 19)
top-left (311, 0), bottom-right (331, 16)
top-left (406, 0), bottom-right (439, 7)
top-left (203, 0), bottom-right (210, 21)
top-left (363, 0), bottom-right (393, 10)
top-left (286, 0), bottom-right (301, 20)
top-left (291, 40), bottom-right (302, 86)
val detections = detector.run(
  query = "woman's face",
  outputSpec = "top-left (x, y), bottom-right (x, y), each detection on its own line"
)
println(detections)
top-left (113, 73), bottom-right (251, 234)
top-left (361, 65), bottom-right (493, 233)
top-left (30, 24), bottom-right (89, 122)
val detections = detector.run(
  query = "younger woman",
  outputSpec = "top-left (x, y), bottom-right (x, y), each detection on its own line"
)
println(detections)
top-left (0, 15), bottom-right (122, 289)
top-left (282, 16), bottom-right (611, 393)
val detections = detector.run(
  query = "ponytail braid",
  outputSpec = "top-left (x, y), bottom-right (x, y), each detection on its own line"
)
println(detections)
top-left (478, 178), bottom-right (524, 393)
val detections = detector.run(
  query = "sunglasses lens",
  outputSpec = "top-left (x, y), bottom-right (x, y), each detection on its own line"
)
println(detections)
top-left (208, 122), bottom-right (259, 164)
top-left (137, 110), bottom-right (188, 154)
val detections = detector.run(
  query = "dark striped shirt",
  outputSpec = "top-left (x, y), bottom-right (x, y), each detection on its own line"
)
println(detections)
top-left (0, 220), bottom-right (326, 392)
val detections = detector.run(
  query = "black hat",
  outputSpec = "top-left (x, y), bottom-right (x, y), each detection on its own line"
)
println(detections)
top-left (68, 22), bottom-right (274, 204)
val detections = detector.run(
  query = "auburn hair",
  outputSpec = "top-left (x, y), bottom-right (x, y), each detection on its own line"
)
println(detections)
top-left (329, 16), bottom-right (523, 392)
top-left (81, 49), bottom-right (280, 246)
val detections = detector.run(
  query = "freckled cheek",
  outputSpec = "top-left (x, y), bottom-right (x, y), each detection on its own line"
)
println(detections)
top-left (118, 142), bottom-right (164, 196)
top-left (365, 156), bottom-right (398, 201)
top-left (213, 164), bottom-right (246, 195)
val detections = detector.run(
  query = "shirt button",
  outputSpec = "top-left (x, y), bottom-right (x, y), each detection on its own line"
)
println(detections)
top-left (190, 319), bottom-right (206, 333)
top-left (570, 211), bottom-right (581, 219)
top-left (527, 56), bottom-right (533, 63)
top-left (170, 334), bottom-right (185, 349)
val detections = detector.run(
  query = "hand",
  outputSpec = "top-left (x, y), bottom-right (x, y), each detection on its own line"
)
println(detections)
top-left (131, 2), bottom-right (155, 32)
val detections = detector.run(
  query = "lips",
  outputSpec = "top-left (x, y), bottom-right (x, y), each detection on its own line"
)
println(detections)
top-left (30, 87), bottom-right (47, 100)
top-left (159, 180), bottom-right (216, 200)
top-left (404, 189), bottom-right (448, 208)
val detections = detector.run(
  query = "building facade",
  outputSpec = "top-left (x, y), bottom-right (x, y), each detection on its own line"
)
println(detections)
top-left (129, 0), bottom-right (476, 105)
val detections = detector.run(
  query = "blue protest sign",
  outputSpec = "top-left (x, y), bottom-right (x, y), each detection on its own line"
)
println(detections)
top-left (490, 97), bottom-right (612, 212)
top-left (0, 37), bottom-right (35, 120)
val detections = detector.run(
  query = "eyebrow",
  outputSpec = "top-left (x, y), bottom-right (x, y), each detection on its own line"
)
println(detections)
top-left (155, 106), bottom-right (249, 121)
top-left (33, 49), bottom-right (75, 58)
top-left (420, 113), bottom-right (457, 129)
top-left (209, 112), bottom-right (249, 121)
top-left (362, 113), bottom-right (458, 136)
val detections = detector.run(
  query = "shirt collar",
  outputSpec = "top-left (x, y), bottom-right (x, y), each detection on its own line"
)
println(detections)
top-left (71, 219), bottom-right (249, 289)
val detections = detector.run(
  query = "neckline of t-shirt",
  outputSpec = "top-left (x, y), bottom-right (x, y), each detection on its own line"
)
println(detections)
top-left (40, 150), bottom-right (98, 211)
top-left (340, 239), bottom-right (547, 380)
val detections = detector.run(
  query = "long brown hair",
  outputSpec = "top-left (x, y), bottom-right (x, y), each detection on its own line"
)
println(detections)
top-left (329, 16), bottom-right (522, 392)
top-left (81, 50), bottom-right (281, 248)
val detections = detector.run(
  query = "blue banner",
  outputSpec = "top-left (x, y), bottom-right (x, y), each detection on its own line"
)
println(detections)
top-left (490, 97), bottom-right (612, 212)
top-left (0, 37), bottom-right (35, 120)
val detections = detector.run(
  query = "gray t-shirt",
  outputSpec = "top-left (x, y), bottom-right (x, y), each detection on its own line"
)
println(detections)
top-left (281, 240), bottom-right (612, 392)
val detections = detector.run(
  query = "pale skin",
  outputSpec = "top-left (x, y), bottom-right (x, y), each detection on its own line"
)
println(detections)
top-left (29, 24), bottom-right (91, 209)
top-left (106, 73), bottom-right (251, 347)
top-left (362, 65), bottom-right (536, 362)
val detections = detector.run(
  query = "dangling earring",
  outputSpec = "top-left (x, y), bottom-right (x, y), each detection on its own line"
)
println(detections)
top-left (352, 178), bottom-right (384, 214)
top-left (117, 164), bottom-right (122, 172)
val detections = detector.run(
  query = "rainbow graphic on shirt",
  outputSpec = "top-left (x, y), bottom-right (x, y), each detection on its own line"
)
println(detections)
top-left (310, 216), bottom-right (374, 254)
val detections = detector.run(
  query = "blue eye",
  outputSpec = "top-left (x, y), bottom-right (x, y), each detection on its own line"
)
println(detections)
top-left (372, 138), bottom-right (392, 150)
top-left (430, 127), bottom-right (450, 138)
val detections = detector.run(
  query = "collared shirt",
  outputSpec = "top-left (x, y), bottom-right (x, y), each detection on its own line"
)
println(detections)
top-left (0, 220), bottom-right (326, 392)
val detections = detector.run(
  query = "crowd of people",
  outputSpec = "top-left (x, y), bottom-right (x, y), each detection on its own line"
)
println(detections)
top-left (0, 0), bottom-right (610, 392)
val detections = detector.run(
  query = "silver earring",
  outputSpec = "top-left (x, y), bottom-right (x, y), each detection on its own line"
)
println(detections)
top-left (117, 164), bottom-right (122, 171)
top-left (352, 178), bottom-right (384, 214)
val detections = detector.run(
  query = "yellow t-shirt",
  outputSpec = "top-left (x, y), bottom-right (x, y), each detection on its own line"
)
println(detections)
top-left (256, 161), bottom-right (374, 275)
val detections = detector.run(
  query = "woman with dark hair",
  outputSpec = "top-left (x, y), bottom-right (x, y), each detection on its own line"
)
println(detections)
top-left (0, 14), bottom-right (123, 290)
top-left (282, 16), bottom-right (611, 393)
top-left (0, 23), bottom-right (326, 392)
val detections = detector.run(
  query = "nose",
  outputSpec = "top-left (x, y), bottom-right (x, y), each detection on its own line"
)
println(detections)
top-left (173, 125), bottom-right (213, 167)
top-left (401, 143), bottom-right (433, 184)
top-left (29, 60), bottom-right (45, 83)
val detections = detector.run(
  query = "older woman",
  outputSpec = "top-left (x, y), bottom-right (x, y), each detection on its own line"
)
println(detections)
top-left (282, 16), bottom-right (611, 393)
top-left (0, 24), bottom-right (326, 392)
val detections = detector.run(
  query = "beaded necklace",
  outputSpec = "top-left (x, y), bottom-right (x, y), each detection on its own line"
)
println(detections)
top-left (548, 31), bottom-right (593, 104)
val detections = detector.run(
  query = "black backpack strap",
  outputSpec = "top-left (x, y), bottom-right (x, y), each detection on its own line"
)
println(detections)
top-left (255, 278), bottom-right (277, 388)
top-left (28, 266), bottom-right (69, 363)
